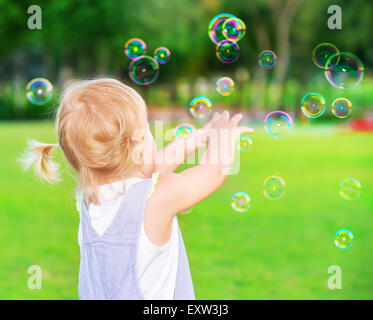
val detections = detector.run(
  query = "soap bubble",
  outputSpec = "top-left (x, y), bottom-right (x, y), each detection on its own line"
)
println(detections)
top-left (312, 43), bottom-right (340, 69)
top-left (264, 111), bottom-right (293, 139)
top-left (325, 52), bottom-right (364, 89)
top-left (331, 98), bottom-right (352, 118)
top-left (174, 123), bottom-right (195, 139)
top-left (129, 56), bottom-right (159, 85)
top-left (301, 92), bottom-right (326, 119)
top-left (216, 40), bottom-right (240, 63)
top-left (334, 229), bottom-right (354, 250)
top-left (222, 18), bottom-right (246, 42)
top-left (26, 78), bottom-right (53, 106)
top-left (208, 13), bottom-right (236, 44)
top-left (264, 176), bottom-right (285, 199)
top-left (216, 77), bottom-right (235, 96)
top-left (189, 96), bottom-right (212, 119)
top-left (238, 136), bottom-right (253, 152)
top-left (231, 192), bottom-right (251, 212)
top-left (124, 38), bottom-right (146, 59)
top-left (154, 47), bottom-right (171, 64)
top-left (339, 178), bottom-right (361, 200)
top-left (258, 50), bottom-right (277, 69)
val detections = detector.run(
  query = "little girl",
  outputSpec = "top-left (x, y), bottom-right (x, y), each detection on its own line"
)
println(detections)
top-left (21, 78), bottom-right (252, 300)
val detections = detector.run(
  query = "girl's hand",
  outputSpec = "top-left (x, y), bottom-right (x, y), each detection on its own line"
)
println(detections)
top-left (204, 110), bottom-right (253, 146)
top-left (187, 111), bottom-right (253, 152)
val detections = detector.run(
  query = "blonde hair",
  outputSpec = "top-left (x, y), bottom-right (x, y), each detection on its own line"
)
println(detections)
top-left (20, 78), bottom-right (148, 204)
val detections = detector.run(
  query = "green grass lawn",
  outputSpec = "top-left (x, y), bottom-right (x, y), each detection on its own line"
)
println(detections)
top-left (1, 121), bottom-right (372, 299)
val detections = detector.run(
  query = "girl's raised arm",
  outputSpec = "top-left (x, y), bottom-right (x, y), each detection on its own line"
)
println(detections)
top-left (148, 111), bottom-right (253, 216)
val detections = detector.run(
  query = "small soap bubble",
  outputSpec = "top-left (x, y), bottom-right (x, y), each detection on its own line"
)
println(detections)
top-left (208, 13), bottom-right (236, 44)
top-left (238, 136), bottom-right (253, 152)
top-left (124, 38), bottom-right (146, 59)
top-left (258, 50), bottom-right (277, 69)
top-left (216, 77), bottom-right (235, 96)
top-left (216, 40), bottom-right (240, 63)
top-left (222, 18), bottom-right (246, 42)
top-left (154, 47), bottom-right (171, 64)
top-left (325, 52), bottom-right (364, 89)
top-left (339, 178), bottom-right (361, 200)
top-left (189, 96), bottom-right (212, 119)
top-left (301, 93), bottom-right (326, 119)
top-left (174, 123), bottom-right (195, 139)
top-left (331, 98), bottom-right (352, 118)
top-left (312, 43), bottom-right (340, 69)
top-left (334, 229), bottom-right (354, 250)
top-left (264, 111), bottom-right (293, 139)
top-left (264, 176), bottom-right (285, 199)
top-left (231, 192), bottom-right (251, 212)
top-left (26, 78), bottom-right (53, 106)
top-left (129, 56), bottom-right (159, 86)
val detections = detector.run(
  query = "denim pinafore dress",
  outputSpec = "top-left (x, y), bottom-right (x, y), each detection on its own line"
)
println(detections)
top-left (78, 178), bottom-right (195, 300)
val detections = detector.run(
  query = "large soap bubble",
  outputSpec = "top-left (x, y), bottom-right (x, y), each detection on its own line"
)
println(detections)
top-left (325, 52), bottom-right (364, 89)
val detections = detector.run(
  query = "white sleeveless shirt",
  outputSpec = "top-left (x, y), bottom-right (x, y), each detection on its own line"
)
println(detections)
top-left (76, 172), bottom-right (179, 300)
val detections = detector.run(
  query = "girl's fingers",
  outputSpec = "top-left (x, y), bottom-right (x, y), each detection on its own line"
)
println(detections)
top-left (212, 112), bottom-right (221, 120)
top-left (221, 110), bottom-right (230, 121)
top-left (230, 113), bottom-right (243, 126)
top-left (239, 126), bottom-right (254, 133)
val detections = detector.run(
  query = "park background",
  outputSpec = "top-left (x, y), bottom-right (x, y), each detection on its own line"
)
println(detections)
top-left (0, 0), bottom-right (372, 299)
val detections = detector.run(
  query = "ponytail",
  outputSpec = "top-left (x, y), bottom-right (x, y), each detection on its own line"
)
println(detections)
top-left (19, 140), bottom-right (61, 183)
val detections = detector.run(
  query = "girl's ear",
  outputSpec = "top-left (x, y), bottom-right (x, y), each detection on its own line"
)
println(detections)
top-left (131, 128), bottom-right (146, 143)
top-left (130, 128), bottom-right (147, 165)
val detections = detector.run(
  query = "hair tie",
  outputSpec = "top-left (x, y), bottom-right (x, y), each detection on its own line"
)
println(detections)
top-left (56, 143), bottom-right (59, 149)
